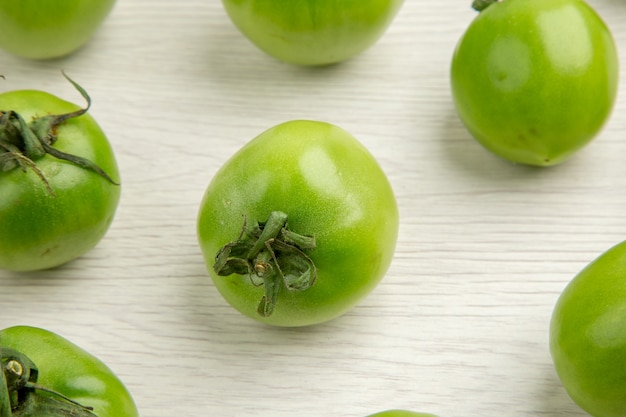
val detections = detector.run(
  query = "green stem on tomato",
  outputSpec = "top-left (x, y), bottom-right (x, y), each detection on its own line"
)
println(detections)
top-left (214, 211), bottom-right (317, 317)
top-left (1, 346), bottom-right (98, 417)
top-left (472, 0), bottom-right (499, 12)
top-left (0, 346), bottom-right (11, 417)
top-left (0, 72), bottom-right (118, 196)
top-left (13, 392), bottom-right (97, 417)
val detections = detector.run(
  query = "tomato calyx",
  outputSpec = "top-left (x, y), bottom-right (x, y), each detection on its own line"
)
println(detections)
top-left (1, 346), bottom-right (97, 417)
top-left (472, 0), bottom-right (499, 12)
top-left (0, 72), bottom-right (118, 196)
top-left (214, 211), bottom-right (317, 317)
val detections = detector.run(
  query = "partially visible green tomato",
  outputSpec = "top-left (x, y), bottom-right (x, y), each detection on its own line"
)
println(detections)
top-left (366, 411), bottom-right (439, 417)
top-left (197, 120), bottom-right (399, 327)
top-left (1, 325), bottom-right (138, 417)
top-left (221, 0), bottom-right (404, 66)
top-left (0, 0), bottom-right (117, 59)
top-left (450, 0), bottom-right (618, 166)
top-left (0, 75), bottom-right (120, 272)
top-left (550, 240), bottom-right (626, 417)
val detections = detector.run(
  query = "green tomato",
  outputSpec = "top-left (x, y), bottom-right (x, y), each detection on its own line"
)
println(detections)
top-left (366, 411), bottom-right (439, 417)
top-left (450, 0), bottom-right (619, 166)
top-left (550, 240), bottom-right (626, 417)
top-left (197, 120), bottom-right (399, 327)
top-left (1, 325), bottom-right (138, 417)
top-left (0, 0), bottom-right (116, 60)
top-left (221, 0), bottom-right (404, 66)
top-left (0, 75), bottom-right (120, 272)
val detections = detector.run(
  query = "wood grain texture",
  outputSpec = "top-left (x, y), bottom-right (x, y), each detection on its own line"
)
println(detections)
top-left (1, 1), bottom-right (626, 416)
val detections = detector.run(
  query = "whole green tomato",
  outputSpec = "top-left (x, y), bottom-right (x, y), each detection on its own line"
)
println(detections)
top-left (450, 0), bottom-right (618, 166)
top-left (366, 411), bottom-right (439, 417)
top-left (550, 240), bottom-right (626, 417)
top-left (197, 120), bottom-right (399, 327)
top-left (1, 325), bottom-right (138, 417)
top-left (0, 0), bottom-right (116, 60)
top-left (0, 75), bottom-right (120, 272)
top-left (221, 0), bottom-right (404, 66)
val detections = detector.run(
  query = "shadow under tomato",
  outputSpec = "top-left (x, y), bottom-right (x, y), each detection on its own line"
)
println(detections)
top-left (436, 105), bottom-right (591, 186)
top-left (536, 365), bottom-right (589, 417)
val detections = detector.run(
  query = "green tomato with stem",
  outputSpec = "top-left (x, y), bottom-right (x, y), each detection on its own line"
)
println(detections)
top-left (451, 0), bottom-right (618, 166)
top-left (1, 325), bottom-right (138, 417)
top-left (0, 74), bottom-right (120, 272)
top-left (0, 0), bottom-right (116, 59)
top-left (550, 240), bottom-right (626, 417)
top-left (197, 120), bottom-right (399, 327)
top-left (222, 0), bottom-right (404, 66)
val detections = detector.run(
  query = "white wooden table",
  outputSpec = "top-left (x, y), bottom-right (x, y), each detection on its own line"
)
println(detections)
top-left (1, 1), bottom-right (625, 416)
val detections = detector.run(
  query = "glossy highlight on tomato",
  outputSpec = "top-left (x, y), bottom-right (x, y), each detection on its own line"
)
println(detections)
top-left (1, 325), bottom-right (138, 417)
top-left (0, 76), bottom-right (121, 272)
top-left (0, 0), bottom-right (117, 59)
top-left (450, 0), bottom-right (618, 166)
top-left (222, 0), bottom-right (404, 66)
top-left (197, 120), bottom-right (399, 327)
top-left (550, 240), bottom-right (626, 417)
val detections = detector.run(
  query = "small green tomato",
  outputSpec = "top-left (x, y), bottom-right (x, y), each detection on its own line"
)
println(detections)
top-left (0, 75), bottom-right (120, 272)
top-left (1, 325), bottom-right (138, 417)
top-left (0, 0), bottom-right (117, 59)
top-left (550, 240), bottom-right (626, 417)
top-left (366, 411), bottom-right (439, 417)
top-left (221, 0), bottom-right (404, 66)
top-left (197, 120), bottom-right (399, 327)
top-left (451, 0), bottom-right (619, 166)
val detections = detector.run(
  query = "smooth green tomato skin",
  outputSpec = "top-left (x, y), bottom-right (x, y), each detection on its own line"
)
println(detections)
top-left (450, 0), bottom-right (618, 166)
top-left (197, 120), bottom-right (399, 327)
top-left (366, 411), bottom-right (439, 417)
top-left (0, 90), bottom-right (120, 272)
top-left (0, 326), bottom-right (138, 417)
top-left (221, 0), bottom-right (404, 66)
top-left (0, 0), bottom-right (116, 59)
top-left (550, 241), bottom-right (626, 417)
